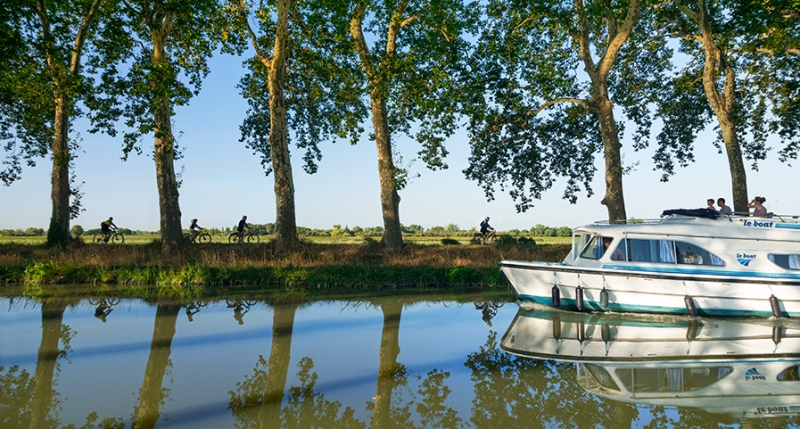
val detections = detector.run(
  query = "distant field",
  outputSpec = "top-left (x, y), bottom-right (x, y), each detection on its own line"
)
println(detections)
top-left (0, 234), bottom-right (571, 246)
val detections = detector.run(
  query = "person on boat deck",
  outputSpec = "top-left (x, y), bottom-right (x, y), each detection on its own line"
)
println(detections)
top-left (602, 237), bottom-right (626, 261)
top-left (706, 199), bottom-right (716, 211)
top-left (748, 196), bottom-right (767, 217)
top-left (717, 198), bottom-right (732, 214)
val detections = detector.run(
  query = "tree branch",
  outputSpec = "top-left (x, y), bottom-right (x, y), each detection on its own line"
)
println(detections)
top-left (597, 0), bottom-right (640, 78)
top-left (70, 0), bottom-right (105, 76)
top-left (386, 0), bottom-right (410, 56)
top-left (350, 3), bottom-right (376, 82)
top-left (234, 0), bottom-right (271, 66)
top-left (573, 0), bottom-right (597, 77)
top-left (532, 97), bottom-right (591, 115)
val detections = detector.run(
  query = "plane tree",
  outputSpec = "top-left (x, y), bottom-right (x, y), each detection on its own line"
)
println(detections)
top-left (88, 0), bottom-right (224, 254)
top-left (652, 0), bottom-right (800, 212)
top-left (225, 0), bottom-right (366, 252)
top-left (344, 0), bottom-right (479, 252)
top-left (463, 0), bottom-right (671, 221)
top-left (0, 0), bottom-right (111, 247)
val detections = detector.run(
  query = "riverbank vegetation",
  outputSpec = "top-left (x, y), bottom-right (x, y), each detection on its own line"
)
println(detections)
top-left (0, 241), bottom-right (571, 296)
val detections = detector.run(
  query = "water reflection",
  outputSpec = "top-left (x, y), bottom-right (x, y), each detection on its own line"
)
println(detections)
top-left (6, 293), bottom-right (795, 428)
top-left (89, 298), bottom-right (120, 323)
top-left (501, 307), bottom-right (800, 424)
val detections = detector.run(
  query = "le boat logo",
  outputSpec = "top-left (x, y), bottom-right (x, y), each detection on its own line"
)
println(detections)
top-left (745, 368), bottom-right (766, 381)
top-left (741, 219), bottom-right (775, 228)
top-left (737, 253), bottom-right (756, 266)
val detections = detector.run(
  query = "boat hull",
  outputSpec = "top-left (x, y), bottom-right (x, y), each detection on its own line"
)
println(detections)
top-left (500, 261), bottom-right (800, 317)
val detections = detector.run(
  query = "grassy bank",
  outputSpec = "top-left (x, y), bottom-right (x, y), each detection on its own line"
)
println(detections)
top-left (0, 241), bottom-right (570, 298)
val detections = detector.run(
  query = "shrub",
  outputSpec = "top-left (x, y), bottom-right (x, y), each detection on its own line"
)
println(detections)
top-left (441, 238), bottom-right (460, 246)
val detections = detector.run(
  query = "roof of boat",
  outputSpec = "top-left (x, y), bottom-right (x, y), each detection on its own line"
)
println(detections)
top-left (573, 211), bottom-right (800, 239)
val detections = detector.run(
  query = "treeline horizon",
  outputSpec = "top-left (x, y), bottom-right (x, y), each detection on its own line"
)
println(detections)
top-left (1, 223), bottom-right (573, 238)
top-left (2, 0), bottom-right (796, 254)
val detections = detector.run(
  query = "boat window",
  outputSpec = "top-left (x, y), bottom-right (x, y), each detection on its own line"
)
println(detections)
top-left (566, 233), bottom-right (591, 264)
top-left (626, 239), bottom-right (676, 263)
top-left (581, 363), bottom-right (621, 393)
top-left (615, 366), bottom-right (733, 392)
top-left (580, 236), bottom-right (613, 260)
top-left (769, 254), bottom-right (800, 270)
top-left (675, 242), bottom-right (725, 266)
top-left (778, 365), bottom-right (800, 381)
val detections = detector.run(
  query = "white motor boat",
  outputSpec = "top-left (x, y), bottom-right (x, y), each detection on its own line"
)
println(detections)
top-left (500, 210), bottom-right (800, 317)
top-left (500, 308), bottom-right (800, 420)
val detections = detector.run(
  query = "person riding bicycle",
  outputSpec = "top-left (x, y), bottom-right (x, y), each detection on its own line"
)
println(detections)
top-left (100, 217), bottom-right (117, 243)
top-left (236, 216), bottom-right (250, 239)
top-left (480, 216), bottom-right (494, 244)
top-left (189, 218), bottom-right (203, 240)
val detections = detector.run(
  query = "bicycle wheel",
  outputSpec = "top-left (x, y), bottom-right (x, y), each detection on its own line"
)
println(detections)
top-left (228, 233), bottom-right (241, 244)
top-left (246, 233), bottom-right (260, 244)
top-left (111, 233), bottom-right (124, 244)
top-left (183, 233), bottom-right (194, 243)
top-left (93, 234), bottom-right (104, 244)
top-left (198, 233), bottom-right (212, 244)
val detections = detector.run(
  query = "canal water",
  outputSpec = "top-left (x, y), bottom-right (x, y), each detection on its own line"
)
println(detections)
top-left (2, 293), bottom-right (800, 428)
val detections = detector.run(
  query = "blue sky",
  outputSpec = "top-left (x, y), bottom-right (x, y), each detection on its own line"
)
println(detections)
top-left (1, 52), bottom-right (796, 233)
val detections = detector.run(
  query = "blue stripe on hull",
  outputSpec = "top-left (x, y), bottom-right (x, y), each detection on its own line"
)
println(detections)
top-left (518, 294), bottom-right (777, 318)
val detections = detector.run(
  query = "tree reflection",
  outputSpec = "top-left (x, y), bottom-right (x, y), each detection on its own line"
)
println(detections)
top-left (370, 299), bottom-right (405, 429)
top-left (283, 358), bottom-right (364, 429)
top-left (415, 369), bottom-right (462, 429)
top-left (131, 300), bottom-right (181, 429)
top-left (29, 298), bottom-right (75, 429)
top-left (229, 303), bottom-right (297, 428)
top-left (0, 365), bottom-right (33, 428)
top-left (465, 331), bottom-right (625, 428)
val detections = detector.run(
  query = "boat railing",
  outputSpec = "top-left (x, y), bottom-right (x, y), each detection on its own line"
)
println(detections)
top-left (593, 219), bottom-right (665, 225)
top-left (593, 213), bottom-right (800, 225)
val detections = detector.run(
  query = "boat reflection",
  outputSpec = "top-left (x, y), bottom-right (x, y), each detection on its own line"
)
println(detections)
top-left (501, 306), bottom-right (800, 420)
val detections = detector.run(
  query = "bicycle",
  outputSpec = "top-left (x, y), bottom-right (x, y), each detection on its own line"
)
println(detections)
top-left (228, 230), bottom-right (260, 244)
top-left (94, 229), bottom-right (125, 244)
top-left (185, 228), bottom-right (212, 244)
top-left (472, 230), bottom-right (496, 245)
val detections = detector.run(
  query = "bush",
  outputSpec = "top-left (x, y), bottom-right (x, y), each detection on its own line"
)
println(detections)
top-left (441, 238), bottom-right (460, 246)
top-left (71, 225), bottom-right (84, 237)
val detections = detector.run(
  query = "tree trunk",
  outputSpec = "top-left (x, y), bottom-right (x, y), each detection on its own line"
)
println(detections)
top-left (258, 304), bottom-right (296, 428)
top-left (372, 300), bottom-right (403, 429)
top-left (689, 0), bottom-right (749, 212)
top-left (47, 99), bottom-right (72, 247)
top-left (268, 0), bottom-right (299, 252)
top-left (370, 96), bottom-right (404, 253)
top-left (151, 38), bottom-right (183, 255)
top-left (595, 93), bottom-right (627, 222)
top-left (718, 120), bottom-right (748, 212)
top-left (29, 299), bottom-right (68, 429)
top-left (133, 301), bottom-right (180, 429)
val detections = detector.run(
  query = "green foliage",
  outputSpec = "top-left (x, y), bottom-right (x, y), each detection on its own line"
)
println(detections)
top-left (440, 238), bottom-right (460, 246)
top-left (463, 0), bottom-right (670, 212)
top-left (651, 0), bottom-right (799, 182)
top-left (228, 0), bottom-right (367, 176)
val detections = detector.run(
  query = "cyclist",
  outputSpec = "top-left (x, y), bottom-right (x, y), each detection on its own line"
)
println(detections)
top-left (480, 216), bottom-right (494, 244)
top-left (236, 216), bottom-right (250, 241)
top-left (189, 218), bottom-right (203, 241)
top-left (100, 217), bottom-right (117, 243)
